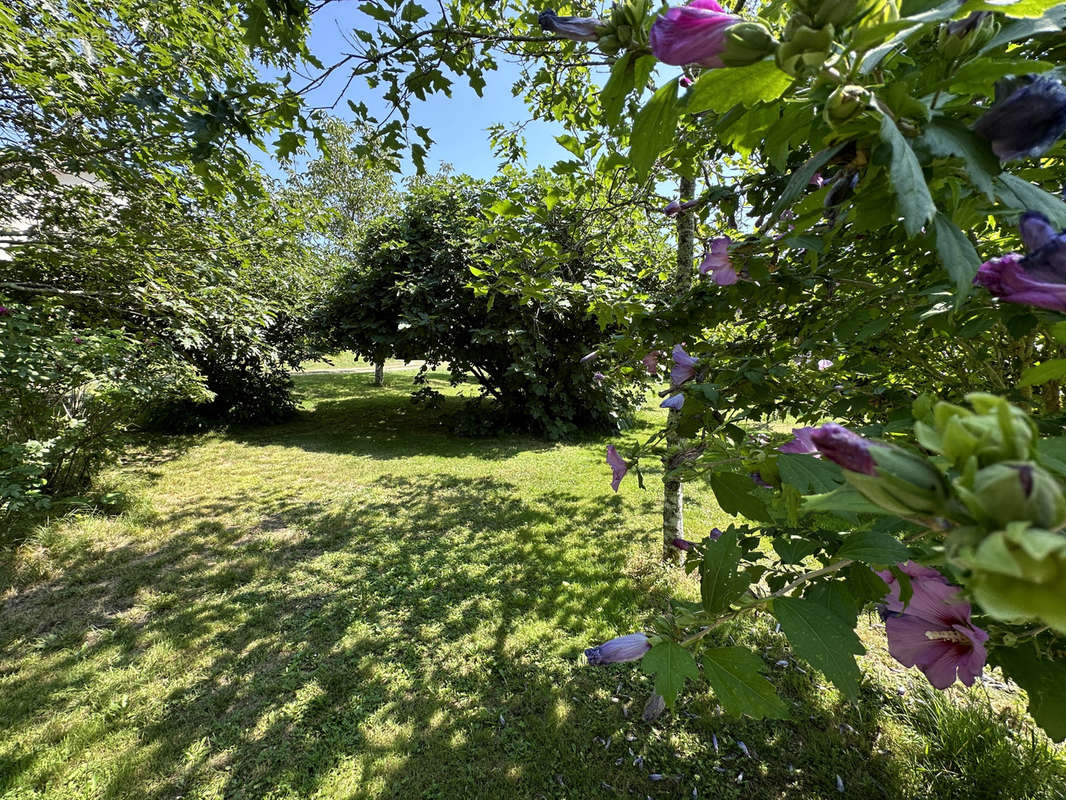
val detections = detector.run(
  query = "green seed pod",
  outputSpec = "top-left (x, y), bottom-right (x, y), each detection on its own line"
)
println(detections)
top-left (968, 523), bottom-right (1066, 633)
top-left (972, 462), bottom-right (1066, 529)
top-left (721, 22), bottom-right (779, 67)
top-left (598, 33), bottom-right (622, 55)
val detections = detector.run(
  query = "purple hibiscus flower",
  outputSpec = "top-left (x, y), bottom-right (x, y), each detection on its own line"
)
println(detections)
top-left (537, 9), bottom-right (604, 42)
top-left (642, 350), bottom-right (660, 375)
top-left (670, 344), bottom-right (699, 386)
top-left (778, 426), bottom-right (820, 455)
top-left (698, 236), bottom-right (737, 285)
top-left (660, 394), bottom-right (685, 410)
top-left (876, 562), bottom-right (988, 689)
top-left (975, 211), bottom-right (1066, 313)
top-left (649, 0), bottom-right (740, 68)
top-left (809, 423), bottom-right (878, 475)
top-left (593, 371), bottom-right (606, 384)
top-left (606, 445), bottom-right (628, 492)
top-left (974, 76), bottom-right (1066, 162)
top-left (817, 358), bottom-right (833, 371)
top-left (585, 633), bottom-right (651, 665)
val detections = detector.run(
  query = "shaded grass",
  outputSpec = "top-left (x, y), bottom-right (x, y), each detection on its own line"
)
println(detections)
top-left (1, 370), bottom-right (1063, 800)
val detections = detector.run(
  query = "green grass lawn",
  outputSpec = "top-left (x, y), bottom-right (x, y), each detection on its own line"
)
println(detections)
top-left (2, 371), bottom-right (1063, 800)
top-left (298, 352), bottom-right (413, 372)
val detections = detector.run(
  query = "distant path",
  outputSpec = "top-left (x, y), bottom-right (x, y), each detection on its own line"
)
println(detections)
top-left (295, 362), bottom-right (426, 375)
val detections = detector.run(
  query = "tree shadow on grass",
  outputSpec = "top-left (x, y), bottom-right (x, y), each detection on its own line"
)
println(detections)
top-left (0, 472), bottom-right (679, 799)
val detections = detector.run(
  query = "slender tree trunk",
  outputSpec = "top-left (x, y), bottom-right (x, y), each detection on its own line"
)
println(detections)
top-left (663, 175), bottom-right (697, 563)
top-left (373, 361), bottom-right (384, 386)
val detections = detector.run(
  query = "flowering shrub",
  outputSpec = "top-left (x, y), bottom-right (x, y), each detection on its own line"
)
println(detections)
top-left (562, 0), bottom-right (1066, 743)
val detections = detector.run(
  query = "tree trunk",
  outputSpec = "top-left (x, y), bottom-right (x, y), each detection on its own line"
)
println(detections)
top-left (663, 175), bottom-right (697, 563)
top-left (373, 361), bottom-right (384, 386)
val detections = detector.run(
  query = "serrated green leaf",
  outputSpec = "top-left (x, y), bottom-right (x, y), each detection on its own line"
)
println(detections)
top-left (778, 453), bottom-right (844, 494)
top-left (836, 529), bottom-right (910, 565)
top-left (1019, 358), bottom-right (1066, 387)
top-left (683, 61), bottom-right (793, 115)
top-left (702, 646), bottom-right (788, 718)
top-left (880, 114), bottom-right (936, 237)
top-left (921, 118), bottom-right (999, 199)
top-left (991, 645), bottom-right (1066, 742)
top-left (960, 0), bottom-right (1065, 17)
top-left (641, 640), bottom-right (699, 708)
top-left (599, 52), bottom-right (635, 126)
top-left (932, 213), bottom-right (982, 308)
top-left (1038, 436), bottom-right (1066, 475)
top-left (996, 173), bottom-right (1066, 228)
top-left (803, 485), bottom-right (892, 515)
top-left (700, 529), bottom-right (747, 615)
top-left (772, 596), bottom-right (865, 699)
top-left (629, 80), bottom-right (678, 182)
top-left (710, 472), bottom-right (771, 522)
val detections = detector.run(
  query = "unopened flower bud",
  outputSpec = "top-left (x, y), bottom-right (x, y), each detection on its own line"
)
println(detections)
top-left (721, 21), bottom-right (778, 67)
top-left (971, 462), bottom-right (1066, 529)
top-left (915, 394), bottom-right (1037, 469)
top-left (939, 11), bottom-right (998, 61)
top-left (968, 523), bottom-right (1066, 633)
top-left (775, 23), bottom-right (834, 77)
top-left (823, 84), bottom-right (871, 127)
top-left (538, 9), bottom-right (605, 42)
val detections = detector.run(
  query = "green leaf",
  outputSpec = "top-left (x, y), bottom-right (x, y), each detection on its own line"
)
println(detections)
top-left (710, 472), bottom-right (771, 522)
top-left (778, 453), bottom-right (844, 494)
top-left (1037, 436), bottom-right (1066, 476)
top-left (932, 213), bottom-right (982, 308)
top-left (803, 485), bottom-right (893, 515)
top-left (772, 597), bottom-right (865, 699)
top-left (996, 174), bottom-right (1066, 229)
top-left (359, 2), bottom-right (393, 21)
top-left (836, 529), bottom-right (910, 565)
top-left (400, 2), bottom-right (428, 21)
top-left (641, 640), bottom-right (700, 708)
top-left (489, 199), bottom-right (522, 218)
top-left (629, 80), bottom-right (679, 182)
top-left (990, 645), bottom-right (1066, 742)
top-left (983, 6), bottom-right (1066, 50)
top-left (700, 529), bottom-right (747, 615)
top-left (943, 58), bottom-right (1054, 94)
top-left (879, 114), bottom-right (936, 237)
top-left (702, 646), bottom-right (788, 718)
top-left (684, 61), bottom-right (793, 115)
top-left (764, 144), bottom-right (847, 231)
top-left (599, 53), bottom-right (635, 126)
top-left (921, 117), bottom-right (999, 199)
top-left (1019, 358), bottom-right (1066, 387)
top-left (960, 0), bottom-right (1066, 17)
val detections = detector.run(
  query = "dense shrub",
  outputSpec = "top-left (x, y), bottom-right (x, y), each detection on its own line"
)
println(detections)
top-left (316, 174), bottom-right (658, 438)
top-left (0, 302), bottom-right (207, 514)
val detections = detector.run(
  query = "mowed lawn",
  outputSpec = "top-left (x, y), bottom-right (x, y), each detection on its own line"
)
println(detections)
top-left (1, 371), bottom-right (1064, 800)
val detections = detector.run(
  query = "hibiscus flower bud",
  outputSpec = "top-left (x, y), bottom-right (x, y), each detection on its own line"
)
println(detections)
top-left (916, 394), bottom-right (1037, 469)
top-left (823, 84), bottom-right (871, 128)
top-left (538, 9), bottom-right (606, 42)
top-left (660, 394), bottom-right (685, 410)
top-left (671, 537), bottom-right (695, 551)
top-left (585, 633), bottom-right (652, 665)
top-left (775, 22), bottom-right (834, 77)
top-left (971, 462), bottom-right (1066, 530)
top-left (968, 524), bottom-right (1066, 634)
top-left (794, 0), bottom-right (896, 28)
top-left (974, 76), bottom-right (1066, 162)
top-left (649, 0), bottom-right (741, 69)
top-left (939, 11), bottom-right (997, 61)
top-left (812, 424), bottom-right (948, 516)
top-left (720, 21), bottom-right (778, 67)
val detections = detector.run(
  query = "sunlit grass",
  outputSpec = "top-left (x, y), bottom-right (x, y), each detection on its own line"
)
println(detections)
top-left (1, 370), bottom-right (1062, 799)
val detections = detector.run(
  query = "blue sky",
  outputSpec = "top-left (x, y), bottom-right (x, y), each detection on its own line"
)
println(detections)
top-left (255, 3), bottom-right (581, 179)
